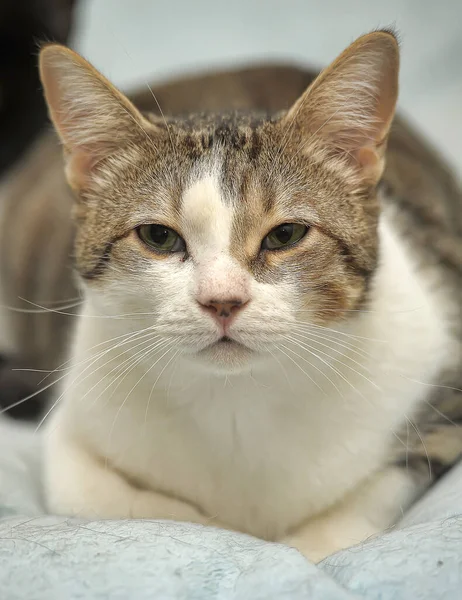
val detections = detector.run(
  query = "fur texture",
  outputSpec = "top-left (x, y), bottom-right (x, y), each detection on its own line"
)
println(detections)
top-left (5, 31), bottom-right (462, 563)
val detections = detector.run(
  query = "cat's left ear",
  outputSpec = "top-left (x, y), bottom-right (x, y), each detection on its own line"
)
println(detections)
top-left (39, 44), bottom-right (158, 190)
top-left (281, 30), bottom-right (399, 183)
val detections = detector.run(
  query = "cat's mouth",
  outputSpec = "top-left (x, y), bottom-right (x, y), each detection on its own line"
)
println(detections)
top-left (213, 335), bottom-right (249, 350)
top-left (217, 336), bottom-right (236, 344)
top-left (194, 335), bottom-right (255, 372)
top-left (208, 335), bottom-right (246, 350)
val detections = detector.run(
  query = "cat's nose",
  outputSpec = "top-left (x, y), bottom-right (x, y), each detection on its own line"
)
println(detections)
top-left (199, 298), bottom-right (247, 325)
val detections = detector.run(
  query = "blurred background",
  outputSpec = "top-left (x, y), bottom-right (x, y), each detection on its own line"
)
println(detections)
top-left (2, 0), bottom-right (461, 173)
top-left (73, 0), bottom-right (462, 174)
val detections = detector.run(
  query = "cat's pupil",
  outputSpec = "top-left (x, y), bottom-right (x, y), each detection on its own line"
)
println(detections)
top-left (275, 225), bottom-right (293, 244)
top-left (151, 226), bottom-right (169, 245)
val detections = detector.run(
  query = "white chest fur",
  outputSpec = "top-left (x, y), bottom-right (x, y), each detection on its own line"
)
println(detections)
top-left (47, 214), bottom-right (453, 540)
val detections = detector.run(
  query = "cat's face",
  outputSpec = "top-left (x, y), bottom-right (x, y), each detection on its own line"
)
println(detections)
top-left (40, 31), bottom-right (399, 373)
top-left (68, 118), bottom-right (379, 374)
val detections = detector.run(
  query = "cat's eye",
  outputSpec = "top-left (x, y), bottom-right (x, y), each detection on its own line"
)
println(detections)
top-left (261, 223), bottom-right (308, 250)
top-left (137, 224), bottom-right (186, 253)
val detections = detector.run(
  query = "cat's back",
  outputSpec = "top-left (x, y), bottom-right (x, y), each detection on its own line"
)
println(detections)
top-left (379, 118), bottom-right (462, 469)
top-left (384, 118), bottom-right (462, 284)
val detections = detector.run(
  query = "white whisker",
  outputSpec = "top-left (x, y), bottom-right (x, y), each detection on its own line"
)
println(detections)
top-left (144, 346), bottom-right (183, 425)
top-left (405, 415), bottom-right (432, 480)
top-left (276, 344), bottom-right (326, 396)
top-left (291, 327), bottom-right (374, 361)
top-left (39, 323), bottom-right (158, 385)
top-left (34, 333), bottom-right (163, 432)
top-left (281, 339), bottom-right (343, 398)
top-left (285, 333), bottom-right (381, 391)
top-left (108, 341), bottom-right (180, 455)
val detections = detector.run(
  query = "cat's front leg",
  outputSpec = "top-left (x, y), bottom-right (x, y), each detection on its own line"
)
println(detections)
top-left (45, 432), bottom-right (219, 526)
top-left (281, 466), bottom-right (424, 563)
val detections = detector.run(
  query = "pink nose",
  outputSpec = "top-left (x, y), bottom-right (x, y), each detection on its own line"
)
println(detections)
top-left (199, 299), bottom-right (247, 324)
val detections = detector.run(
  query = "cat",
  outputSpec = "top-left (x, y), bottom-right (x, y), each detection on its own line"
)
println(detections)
top-left (40, 29), bottom-right (462, 561)
top-left (0, 62), bottom-right (314, 420)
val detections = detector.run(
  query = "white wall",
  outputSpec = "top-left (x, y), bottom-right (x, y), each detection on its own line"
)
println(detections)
top-left (73, 0), bottom-right (462, 173)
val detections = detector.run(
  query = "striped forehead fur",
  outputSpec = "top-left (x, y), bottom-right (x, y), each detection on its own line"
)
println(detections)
top-left (181, 153), bottom-right (234, 255)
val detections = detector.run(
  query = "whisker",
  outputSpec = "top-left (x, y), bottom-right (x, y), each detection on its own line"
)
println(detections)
top-left (81, 336), bottom-right (168, 412)
top-left (276, 344), bottom-right (327, 396)
top-left (38, 323), bottom-right (158, 385)
top-left (108, 341), bottom-right (180, 455)
top-left (294, 306), bottom-right (424, 315)
top-left (3, 298), bottom-right (82, 314)
top-left (399, 375), bottom-right (462, 395)
top-left (294, 320), bottom-right (386, 343)
top-left (14, 327), bottom-right (155, 376)
top-left (0, 376), bottom-right (64, 416)
top-left (266, 347), bottom-right (292, 388)
top-left (36, 336), bottom-right (163, 434)
top-left (423, 399), bottom-right (460, 428)
top-left (281, 339), bottom-right (343, 398)
top-left (390, 428), bottom-right (411, 459)
top-left (144, 346), bottom-right (183, 424)
top-left (405, 415), bottom-right (432, 480)
top-left (291, 327), bottom-right (374, 361)
top-left (294, 333), bottom-right (378, 373)
top-left (283, 334), bottom-right (380, 392)
top-left (10, 297), bottom-right (163, 320)
top-left (77, 343), bottom-right (160, 423)
top-left (12, 368), bottom-right (57, 374)
top-left (166, 352), bottom-right (181, 400)
top-left (34, 333), bottom-right (163, 432)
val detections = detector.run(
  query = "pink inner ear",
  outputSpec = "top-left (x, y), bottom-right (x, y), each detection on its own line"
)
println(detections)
top-left (357, 146), bottom-right (380, 167)
top-left (354, 145), bottom-right (385, 182)
top-left (65, 149), bottom-right (100, 190)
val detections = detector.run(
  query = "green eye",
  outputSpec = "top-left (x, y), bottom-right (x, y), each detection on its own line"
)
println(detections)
top-left (137, 224), bottom-right (186, 253)
top-left (262, 223), bottom-right (308, 250)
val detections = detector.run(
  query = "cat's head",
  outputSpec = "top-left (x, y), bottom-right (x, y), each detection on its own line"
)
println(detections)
top-left (39, 31), bottom-right (399, 374)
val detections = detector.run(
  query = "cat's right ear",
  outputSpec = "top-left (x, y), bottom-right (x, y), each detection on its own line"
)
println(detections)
top-left (39, 45), bottom-right (157, 190)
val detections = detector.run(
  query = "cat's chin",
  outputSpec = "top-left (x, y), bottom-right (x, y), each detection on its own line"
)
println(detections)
top-left (190, 338), bottom-right (257, 374)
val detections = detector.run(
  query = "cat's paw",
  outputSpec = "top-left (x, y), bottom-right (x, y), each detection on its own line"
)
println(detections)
top-left (281, 514), bottom-right (377, 563)
top-left (281, 532), bottom-right (339, 563)
top-left (131, 489), bottom-right (231, 532)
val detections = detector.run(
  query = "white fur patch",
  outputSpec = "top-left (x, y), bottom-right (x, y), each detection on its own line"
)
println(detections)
top-left (181, 172), bottom-right (232, 255)
top-left (180, 170), bottom-right (250, 306)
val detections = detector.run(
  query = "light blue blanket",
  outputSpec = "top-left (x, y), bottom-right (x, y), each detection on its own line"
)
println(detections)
top-left (0, 419), bottom-right (461, 599)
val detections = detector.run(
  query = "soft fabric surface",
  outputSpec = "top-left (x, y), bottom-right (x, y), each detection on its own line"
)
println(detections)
top-left (0, 418), bottom-right (461, 599)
